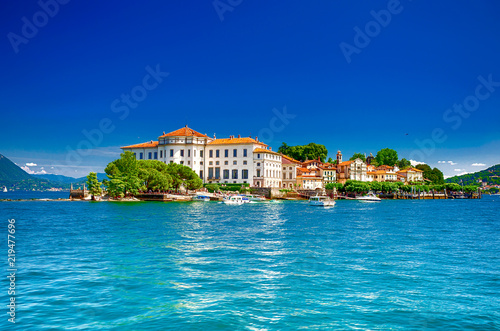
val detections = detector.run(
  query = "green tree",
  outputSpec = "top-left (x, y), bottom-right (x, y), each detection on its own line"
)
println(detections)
top-left (463, 185), bottom-right (479, 193)
top-left (278, 142), bottom-right (328, 162)
top-left (344, 180), bottom-right (370, 193)
top-left (138, 160), bottom-right (173, 192)
top-left (445, 183), bottom-right (462, 192)
top-left (416, 164), bottom-right (445, 184)
top-left (349, 153), bottom-right (366, 162)
top-left (86, 172), bottom-right (102, 200)
top-left (104, 151), bottom-right (142, 197)
top-left (375, 148), bottom-right (398, 166)
top-left (325, 183), bottom-right (343, 190)
top-left (397, 158), bottom-right (411, 169)
top-left (204, 183), bottom-right (220, 193)
top-left (381, 182), bottom-right (398, 193)
top-left (166, 163), bottom-right (202, 191)
top-left (369, 181), bottom-right (382, 192)
top-left (327, 157), bottom-right (334, 163)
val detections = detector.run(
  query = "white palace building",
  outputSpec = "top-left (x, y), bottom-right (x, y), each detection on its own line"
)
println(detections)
top-left (121, 126), bottom-right (283, 188)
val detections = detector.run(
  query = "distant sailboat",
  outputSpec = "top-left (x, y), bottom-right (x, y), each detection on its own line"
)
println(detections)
top-left (2, 187), bottom-right (7, 192)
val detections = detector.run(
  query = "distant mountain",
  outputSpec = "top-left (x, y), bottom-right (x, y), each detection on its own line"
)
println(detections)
top-left (0, 154), bottom-right (66, 190)
top-left (33, 174), bottom-right (76, 184)
top-left (0, 154), bottom-right (33, 182)
top-left (445, 164), bottom-right (500, 186)
top-left (34, 173), bottom-right (108, 184)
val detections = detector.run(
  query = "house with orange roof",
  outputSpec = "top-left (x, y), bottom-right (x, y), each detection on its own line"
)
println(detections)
top-left (296, 166), bottom-right (323, 190)
top-left (366, 164), bottom-right (400, 182)
top-left (396, 167), bottom-right (424, 183)
top-left (319, 163), bottom-right (337, 185)
top-left (335, 150), bottom-right (368, 184)
top-left (252, 147), bottom-right (282, 188)
top-left (281, 155), bottom-right (301, 189)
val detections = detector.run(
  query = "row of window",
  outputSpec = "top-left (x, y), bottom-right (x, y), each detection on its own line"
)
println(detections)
top-left (136, 152), bottom-right (158, 160)
top-left (208, 149), bottom-right (248, 158)
top-left (165, 149), bottom-right (203, 158)
top-left (257, 153), bottom-right (280, 160)
top-left (135, 150), bottom-right (204, 160)
top-left (208, 160), bottom-right (247, 166)
top-left (207, 168), bottom-right (249, 180)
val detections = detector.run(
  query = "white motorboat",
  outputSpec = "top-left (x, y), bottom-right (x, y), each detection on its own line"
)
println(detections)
top-left (309, 195), bottom-right (336, 207)
top-left (356, 193), bottom-right (381, 202)
top-left (223, 195), bottom-right (247, 205)
top-left (244, 194), bottom-right (267, 202)
top-left (192, 194), bottom-right (210, 202)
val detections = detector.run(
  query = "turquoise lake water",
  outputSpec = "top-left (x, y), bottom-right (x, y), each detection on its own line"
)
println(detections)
top-left (1, 194), bottom-right (499, 330)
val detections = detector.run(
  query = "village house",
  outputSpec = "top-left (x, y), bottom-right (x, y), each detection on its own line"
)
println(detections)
top-left (335, 151), bottom-right (368, 184)
top-left (396, 167), bottom-right (424, 183)
top-left (281, 155), bottom-right (301, 189)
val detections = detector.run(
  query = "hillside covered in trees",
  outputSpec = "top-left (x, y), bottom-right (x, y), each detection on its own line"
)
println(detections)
top-left (446, 164), bottom-right (500, 186)
top-left (0, 154), bottom-right (66, 190)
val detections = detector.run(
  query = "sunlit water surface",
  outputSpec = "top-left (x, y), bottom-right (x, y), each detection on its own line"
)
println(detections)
top-left (1, 194), bottom-right (499, 330)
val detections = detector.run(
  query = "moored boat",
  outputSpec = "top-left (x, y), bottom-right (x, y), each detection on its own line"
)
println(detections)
top-left (356, 192), bottom-right (381, 202)
top-left (223, 195), bottom-right (248, 205)
top-left (192, 194), bottom-right (211, 202)
top-left (244, 194), bottom-right (267, 202)
top-left (309, 195), bottom-right (335, 207)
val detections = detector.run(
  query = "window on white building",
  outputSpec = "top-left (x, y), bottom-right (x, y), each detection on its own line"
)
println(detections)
top-left (170, 149), bottom-right (174, 157)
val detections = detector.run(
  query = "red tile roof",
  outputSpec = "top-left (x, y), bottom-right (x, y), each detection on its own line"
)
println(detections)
top-left (397, 167), bottom-right (424, 173)
top-left (159, 126), bottom-right (208, 138)
top-left (253, 148), bottom-right (280, 155)
top-left (209, 137), bottom-right (267, 146)
top-left (121, 140), bottom-right (159, 149)
top-left (281, 154), bottom-right (301, 164)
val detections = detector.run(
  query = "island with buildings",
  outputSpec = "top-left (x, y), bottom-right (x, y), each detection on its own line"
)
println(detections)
top-left (120, 126), bottom-right (425, 190)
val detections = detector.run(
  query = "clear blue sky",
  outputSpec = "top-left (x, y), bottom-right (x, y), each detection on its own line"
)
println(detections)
top-left (1, 0), bottom-right (499, 178)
